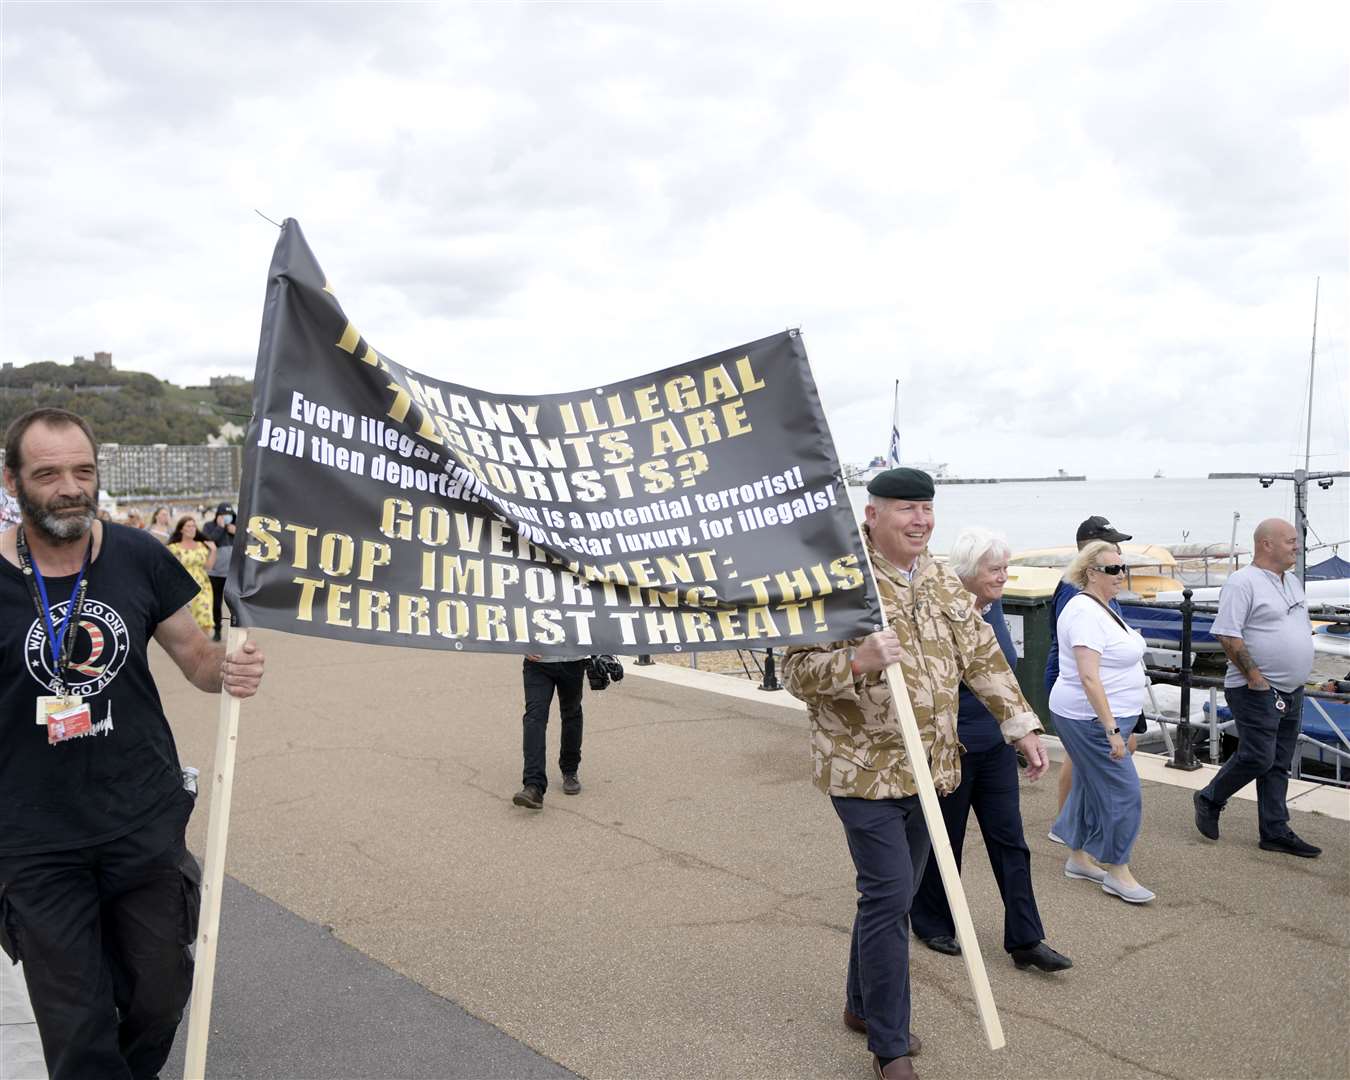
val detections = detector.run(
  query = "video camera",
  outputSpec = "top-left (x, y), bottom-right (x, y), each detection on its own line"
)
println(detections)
top-left (586, 654), bottom-right (625, 692)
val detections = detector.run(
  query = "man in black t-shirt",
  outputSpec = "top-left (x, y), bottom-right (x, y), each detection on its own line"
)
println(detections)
top-left (0, 408), bottom-right (266, 1080)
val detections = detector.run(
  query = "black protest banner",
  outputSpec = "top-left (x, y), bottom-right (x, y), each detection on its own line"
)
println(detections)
top-left (229, 220), bottom-right (882, 654)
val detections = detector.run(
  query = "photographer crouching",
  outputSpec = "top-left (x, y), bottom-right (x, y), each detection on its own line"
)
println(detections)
top-left (513, 653), bottom-right (622, 810)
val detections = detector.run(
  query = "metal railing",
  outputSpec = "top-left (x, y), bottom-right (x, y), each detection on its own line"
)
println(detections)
top-left (633, 647), bottom-right (785, 691)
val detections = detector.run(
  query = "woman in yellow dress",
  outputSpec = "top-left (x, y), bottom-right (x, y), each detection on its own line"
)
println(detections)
top-left (167, 515), bottom-right (216, 634)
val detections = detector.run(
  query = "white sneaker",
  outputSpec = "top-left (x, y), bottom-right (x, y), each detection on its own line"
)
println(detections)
top-left (1047, 829), bottom-right (1066, 845)
top-left (1101, 874), bottom-right (1155, 904)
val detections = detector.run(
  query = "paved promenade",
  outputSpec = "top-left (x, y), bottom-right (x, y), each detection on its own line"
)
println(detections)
top-left (3, 632), bottom-right (1348, 1079)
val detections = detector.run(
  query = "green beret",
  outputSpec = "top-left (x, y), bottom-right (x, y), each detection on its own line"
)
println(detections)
top-left (866, 467), bottom-right (935, 500)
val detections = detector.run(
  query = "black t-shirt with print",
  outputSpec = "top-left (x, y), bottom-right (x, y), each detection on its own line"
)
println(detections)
top-left (0, 523), bottom-right (202, 855)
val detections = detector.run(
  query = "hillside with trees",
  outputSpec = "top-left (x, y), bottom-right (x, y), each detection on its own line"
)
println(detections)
top-left (0, 362), bottom-right (252, 445)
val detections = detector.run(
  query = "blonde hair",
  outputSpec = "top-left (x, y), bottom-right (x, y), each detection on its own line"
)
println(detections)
top-left (1064, 540), bottom-right (1119, 590)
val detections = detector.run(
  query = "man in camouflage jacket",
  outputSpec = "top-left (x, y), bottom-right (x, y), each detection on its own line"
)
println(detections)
top-left (783, 468), bottom-right (1045, 1080)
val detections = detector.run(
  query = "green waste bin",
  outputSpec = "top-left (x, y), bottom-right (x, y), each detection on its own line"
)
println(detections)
top-left (1001, 592), bottom-right (1057, 737)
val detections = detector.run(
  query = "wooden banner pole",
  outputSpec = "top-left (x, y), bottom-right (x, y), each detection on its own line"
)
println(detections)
top-left (183, 626), bottom-right (248, 1080)
top-left (881, 660), bottom-right (1005, 1050)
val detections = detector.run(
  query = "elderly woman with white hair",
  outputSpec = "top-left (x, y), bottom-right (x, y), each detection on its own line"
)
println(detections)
top-left (910, 527), bottom-right (1073, 972)
top-left (1050, 540), bottom-right (1152, 903)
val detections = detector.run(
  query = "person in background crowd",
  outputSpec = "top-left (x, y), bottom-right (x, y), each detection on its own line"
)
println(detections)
top-left (148, 506), bottom-right (173, 544)
top-left (166, 515), bottom-right (215, 634)
top-left (512, 651), bottom-right (588, 810)
top-left (200, 503), bottom-right (236, 642)
top-left (124, 508), bottom-right (144, 530)
top-left (96, 508), bottom-right (112, 524)
top-left (1044, 515), bottom-right (1138, 843)
top-left (0, 486), bottom-right (19, 533)
top-left (910, 527), bottom-right (1071, 973)
top-left (783, 468), bottom-right (1046, 1080)
top-left (0, 407), bottom-right (265, 1080)
top-left (1193, 519), bottom-right (1320, 858)
top-left (1050, 542), bottom-right (1153, 904)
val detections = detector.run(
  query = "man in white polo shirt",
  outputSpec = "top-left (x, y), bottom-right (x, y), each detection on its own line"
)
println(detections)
top-left (1193, 518), bottom-right (1319, 857)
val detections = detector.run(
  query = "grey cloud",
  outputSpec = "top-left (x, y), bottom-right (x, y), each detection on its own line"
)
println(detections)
top-left (362, 245), bottom-right (528, 317)
top-left (1083, 5), bottom-right (1345, 246)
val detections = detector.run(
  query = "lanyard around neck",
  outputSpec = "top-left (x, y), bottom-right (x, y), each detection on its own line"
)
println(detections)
top-left (17, 526), bottom-right (93, 693)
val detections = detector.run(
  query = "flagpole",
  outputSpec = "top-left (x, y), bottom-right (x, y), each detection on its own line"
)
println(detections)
top-left (888, 380), bottom-right (902, 468)
top-left (857, 555), bottom-right (1006, 1051)
top-left (183, 626), bottom-right (249, 1080)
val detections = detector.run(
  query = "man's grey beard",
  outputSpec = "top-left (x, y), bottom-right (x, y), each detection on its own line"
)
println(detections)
top-left (16, 482), bottom-right (96, 545)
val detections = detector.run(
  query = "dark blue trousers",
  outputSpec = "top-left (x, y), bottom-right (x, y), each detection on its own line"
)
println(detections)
top-left (831, 794), bottom-right (930, 1059)
top-left (910, 742), bottom-right (1044, 952)
top-left (1201, 685), bottom-right (1304, 840)
top-left (521, 659), bottom-right (585, 794)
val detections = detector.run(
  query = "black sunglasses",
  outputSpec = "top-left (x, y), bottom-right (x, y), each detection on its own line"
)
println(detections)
top-left (1091, 564), bottom-right (1126, 576)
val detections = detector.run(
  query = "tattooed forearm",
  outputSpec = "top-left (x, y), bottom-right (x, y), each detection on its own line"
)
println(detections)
top-left (1217, 635), bottom-right (1264, 684)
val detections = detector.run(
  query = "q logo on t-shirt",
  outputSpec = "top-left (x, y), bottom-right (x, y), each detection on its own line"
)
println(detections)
top-left (24, 598), bottom-right (131, 696)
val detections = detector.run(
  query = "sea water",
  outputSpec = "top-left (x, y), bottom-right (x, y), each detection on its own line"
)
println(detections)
top-left (845, 477), bottom-right (1349, 556)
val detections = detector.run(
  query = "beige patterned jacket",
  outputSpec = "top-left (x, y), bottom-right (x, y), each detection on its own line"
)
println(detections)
top-left (783, 530), bottom-right (1041, 799)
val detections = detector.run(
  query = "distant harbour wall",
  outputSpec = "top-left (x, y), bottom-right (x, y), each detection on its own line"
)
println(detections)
top-left (847, 474), bottom-right (1086, 486)
top-left (0, 443), bottom-right (242, 497)
top-left (938, 475), bottom-right (1086, 485)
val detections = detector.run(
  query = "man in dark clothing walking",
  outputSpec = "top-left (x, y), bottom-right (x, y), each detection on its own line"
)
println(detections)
top-left (200, 501), bottom-right (237, 641)
top-left (512, 654), bottom-right (587, 809)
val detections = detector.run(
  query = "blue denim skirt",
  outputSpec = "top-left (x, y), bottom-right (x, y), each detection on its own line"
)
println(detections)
top-left (1051, 710), bottom-right (1143, 865)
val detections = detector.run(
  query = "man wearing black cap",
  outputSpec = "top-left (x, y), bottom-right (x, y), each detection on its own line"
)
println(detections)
top-left (200, 502), bottom-right (236, 641)
top-left (1044, 516), bottom-right (1134, 834)
top-left (784, 467), bottom-right (1046, 1080)
top-left (1045, 517), bottom-right (1132, 695)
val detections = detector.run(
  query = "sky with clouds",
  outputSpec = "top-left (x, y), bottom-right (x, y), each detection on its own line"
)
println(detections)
top-left (2, 2), bottom-right (1346, 479)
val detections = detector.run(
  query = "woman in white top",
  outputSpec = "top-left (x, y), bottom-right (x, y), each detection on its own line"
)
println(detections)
top-left (1049, 541), bottom-right (1153, 903)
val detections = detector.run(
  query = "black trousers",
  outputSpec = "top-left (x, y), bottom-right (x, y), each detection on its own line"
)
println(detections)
top-left (0, 791), bottom-right (201, 1080)
top-left (209, 575), bottom-right (226, 633)
top-left (910, 742), bottom-right (1045, 953)
top-left (521, 659), bottom-right (585, 794)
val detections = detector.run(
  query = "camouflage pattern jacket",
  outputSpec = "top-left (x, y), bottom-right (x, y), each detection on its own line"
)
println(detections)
top-left (783, 533), bottom-right (1041, 799)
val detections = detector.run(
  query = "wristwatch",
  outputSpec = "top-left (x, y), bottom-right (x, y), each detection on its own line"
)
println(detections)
top-left (1108, 726), bottom-right (1121, 735)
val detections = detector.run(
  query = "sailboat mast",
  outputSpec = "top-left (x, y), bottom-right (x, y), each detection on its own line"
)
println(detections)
top-left (1295, 277), bottom-right (1320, 581)
top-left (1214, 279), bottom-right (1346, 585)
top-left (1303, 277), bottom-right (1319, 475)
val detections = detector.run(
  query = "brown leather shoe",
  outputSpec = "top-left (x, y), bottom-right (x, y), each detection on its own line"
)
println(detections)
top-left (873, 1054), bottom-right (918, 1079)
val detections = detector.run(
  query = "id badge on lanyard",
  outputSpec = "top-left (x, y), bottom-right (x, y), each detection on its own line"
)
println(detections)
top-left (17, 526), bottom-right (93, 745)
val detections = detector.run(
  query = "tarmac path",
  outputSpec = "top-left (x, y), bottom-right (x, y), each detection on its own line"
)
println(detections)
top-left (5, 631), bottom-right (1348, 1079)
